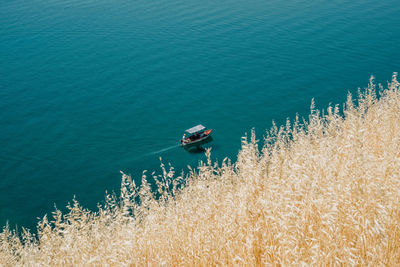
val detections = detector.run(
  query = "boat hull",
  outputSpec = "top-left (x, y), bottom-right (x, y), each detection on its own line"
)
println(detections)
top-left (180, 129), bottom-right (213, 147)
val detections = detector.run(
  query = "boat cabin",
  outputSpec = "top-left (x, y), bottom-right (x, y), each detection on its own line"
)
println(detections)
top-left (185, 124), bottom-right (206, 140)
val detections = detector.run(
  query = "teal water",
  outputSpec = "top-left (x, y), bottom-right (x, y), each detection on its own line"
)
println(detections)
top-left (1, 0), bottom-right (399, 230)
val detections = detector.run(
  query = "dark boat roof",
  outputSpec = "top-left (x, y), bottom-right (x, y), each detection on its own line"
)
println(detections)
top-left (185, 124), bottom-right (205, 134)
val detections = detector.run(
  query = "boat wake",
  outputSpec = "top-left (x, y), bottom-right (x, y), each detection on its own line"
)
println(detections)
top-left (144, 144), bottom-right (180, 156)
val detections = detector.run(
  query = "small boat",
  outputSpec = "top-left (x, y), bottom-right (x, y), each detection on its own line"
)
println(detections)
top-left (180, 124), bottom-right (213, 147)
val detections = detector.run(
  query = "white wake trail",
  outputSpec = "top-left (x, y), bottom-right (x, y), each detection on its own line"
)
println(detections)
top-left (144, 144), bottom-right (180, 156)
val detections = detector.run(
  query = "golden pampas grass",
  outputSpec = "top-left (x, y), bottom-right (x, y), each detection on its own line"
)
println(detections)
top-left (1, 74), bottom-right (400, 266)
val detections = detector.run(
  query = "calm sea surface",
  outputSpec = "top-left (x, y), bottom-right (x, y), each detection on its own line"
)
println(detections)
top-left (1, 0), bottom-right (399, 230)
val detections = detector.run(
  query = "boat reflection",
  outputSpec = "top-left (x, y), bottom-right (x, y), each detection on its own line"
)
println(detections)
top-left (183, 136), bottom-right (213, 153)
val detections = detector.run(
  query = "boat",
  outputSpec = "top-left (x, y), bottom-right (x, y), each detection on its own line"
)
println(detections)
top-left (180, 124), bottom-right (213, 147)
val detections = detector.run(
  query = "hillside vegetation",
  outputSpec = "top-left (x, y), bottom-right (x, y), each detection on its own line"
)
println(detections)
top-left (1, 74), bottom-right (400, 266)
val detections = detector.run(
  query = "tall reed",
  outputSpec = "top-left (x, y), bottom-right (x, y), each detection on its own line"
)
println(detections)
top-left (1, 74), bottom-right (400, 266)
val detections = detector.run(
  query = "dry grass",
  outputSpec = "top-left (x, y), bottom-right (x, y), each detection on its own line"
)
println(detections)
top-left (1, 74), bottom-right (400, 266)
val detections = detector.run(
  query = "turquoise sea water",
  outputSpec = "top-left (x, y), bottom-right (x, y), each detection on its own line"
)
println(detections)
top-left (1, 0), bottom-right (399, 230)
